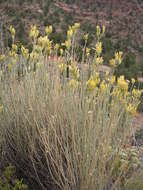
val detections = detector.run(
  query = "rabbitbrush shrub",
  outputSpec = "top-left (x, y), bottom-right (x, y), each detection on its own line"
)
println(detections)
top-left (0, 24), bottom-right (142, 190)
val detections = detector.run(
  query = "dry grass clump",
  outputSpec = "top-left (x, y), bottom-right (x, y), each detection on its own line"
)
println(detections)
top-left (0, 24), bottom-right (142, 190)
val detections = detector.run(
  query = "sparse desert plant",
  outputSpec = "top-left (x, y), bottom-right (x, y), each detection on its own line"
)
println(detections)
top-left (0, 24), bottom-right (142, 190)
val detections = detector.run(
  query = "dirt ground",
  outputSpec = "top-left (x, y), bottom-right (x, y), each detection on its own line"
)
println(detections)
top-left (134, 112), bottom-right (143, 129)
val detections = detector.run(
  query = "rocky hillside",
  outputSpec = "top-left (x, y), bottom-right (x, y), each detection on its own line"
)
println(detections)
top-left (0, 0), bottom-right (143, 54)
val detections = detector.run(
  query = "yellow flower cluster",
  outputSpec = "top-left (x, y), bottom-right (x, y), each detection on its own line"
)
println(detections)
top-left (9, 25), bottom-right (15, 41)
top-left (12, 44), bottom-right (18, 53)
top-left (110, 51), bottom-right (123, 68)
top-left (93, 39), bottom-right (104, 67)
top-left (117, 76), bottom-right (128, 92)
top-left (126, 104), bottom-right (137, 116)
top-left (86, 73), bottom-right (100, 91)
top-left (8, 50), bottom-right (18, 60)
top-left (115, 51), bottom-right (123, 65)
top-left (60, 48), bottom-right (63, 56)
top-left (84, 33), bottom-right (89, 42)
top-left (30, 51), bottom-right (39, 62)
top-left (87, 76), bottom-right (96, 91)
top-left (38, 36), bottom-right (49, 49)
top-left (96, 25), bottom-right (105, 38)
top-left (95, 42), bottom-right (102, 56)
top-left (54, 43), bottom-right (60, 52)
top-left (63, 23), bottom-right (80, 52)
top-left (7, 44), bottom-right (18, 66)
top-left (45, 25), bottom-right (53, 36)
top-left (29, 32), bottom-right (53, 60)
top-left (96, 25), bottom-right (101, 37)
top-left (21, 46), bottom-right (29, 60)
top-left (62, 40), bottom-right (71, 51)
top-left (0, 23), bottom-right (142, 120)
top-left (96, 56), bottom-right (103, 65)
top-left (132, 89), bottom-right (142, 99)
top-left (29, 25), bottom-right (39, 40)
top-left (131, 78), bottom-right (135, 84)
top-left (67, 23), bottom-right (80, 38)
top-left (111, 75), bottom-right (116, 84)
top-left (100, 80), bottom-right (109, 92)
top-left (71, 23), bottom-right (80, 34)
top-left (67, 29), bottom-right (73, 39)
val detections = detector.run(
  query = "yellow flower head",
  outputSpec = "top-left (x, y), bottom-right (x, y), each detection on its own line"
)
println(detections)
top-left (64, 40), bottom-right (71, 50)
top-left (132, 89), bottom-right (142, 99)
top-left (110, 51), bottom-right (123, 67)
top-left (12, 44), bottom-right (18, 52)
top-left (67, 29), bottom-right (73, 38)
top-left (72, 23), bottom-right (80, 33)
top-left (117, 76), bottom-right (128, 91)
top-left (84, 33), bottom-right (89, 42)
top-left (95, 42), bottom-right (102, 55)
top-left (96, 56), bottom-right (103, 65)
top-left (102, 25), bottom-right (106, 35)
top-left (60, 48), bottom-right (64, 56)
top-left (33, 45), bottom-right (43, 53)
top-left (38, 36), bottom-right (49, 48)
top-left (100, 81), bottom-right (106, 91)
top-left (87, 74), bottom-right (100, 92)
top-left (74, 23), bottom-right (80, 29)
top-left (8, 50), bottom-right (18, 60)
top-left (21, 45), bottom-right (29, 59)
top-left (45, 25), bottom-right (53, 36)
top-left (110, 59), bottom-right (116, 67)
top-left (96, 25), bottom-right (101, 37)
top-left (115, 51), bottom-right (123, 65)
top-left (87, 76), bottom-right (96, 91)
top-left (30, 51), bottom-right (39, 61)
top-left (111, 75), bottom-right (116, 84)
top-left (105, 71), bottom-right (109, 78)
top-left (29, 25), bottom-right (39, 39)
top-left (126, 104), bottom-right (137, 116)
top-left (9, 25), bottom-right (15, 37)
top-left (131, 78), bottom-right (135, 85)
top-left (54, 43), bottom-right (60, 51)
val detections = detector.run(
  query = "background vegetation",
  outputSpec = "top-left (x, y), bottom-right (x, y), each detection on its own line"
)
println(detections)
top-left (0, 0), bottom-right (143, 80)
